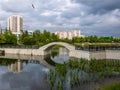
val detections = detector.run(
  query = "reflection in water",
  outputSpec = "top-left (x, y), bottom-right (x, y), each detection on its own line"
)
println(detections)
top-left (44, 55), bottom-right (56, 66)
top-left (59, 48), bottom-right (69, 56)
top-left (8, 60), bottom-right (23, 73)
top-left (8, 60), bottom-right (47, 73)
top-left (0, 46), bottom-right (119, 90)
top-left (0, 58), bottom-right (17, 66)
top-left (51, 47), bottom-right (70, 64)
top-left (51, 51), bottom-right (58, 58)
top-left (0, 58), bottom-right (50, 90)
top-left (0, 47), bottom-right (70, 90)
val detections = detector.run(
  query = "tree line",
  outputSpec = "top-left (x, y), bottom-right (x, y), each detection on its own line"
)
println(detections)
top-left (0, 29), bottom-right (120, 46)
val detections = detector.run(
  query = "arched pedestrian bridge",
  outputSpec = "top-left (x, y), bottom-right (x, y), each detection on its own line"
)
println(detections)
top-left (38, 42), bottom-right (75, 55)
top-left (1, 42), bottom-right (120, 60)
top-left (35, 42), bottom-right (89, 59)
top-left (0, 42), bottom-right (77, 57)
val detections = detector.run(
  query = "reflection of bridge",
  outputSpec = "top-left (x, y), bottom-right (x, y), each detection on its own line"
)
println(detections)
top-left (0, 54), bottom-right (54, 71)
top-left (0, 42), bottom-right (120, 60)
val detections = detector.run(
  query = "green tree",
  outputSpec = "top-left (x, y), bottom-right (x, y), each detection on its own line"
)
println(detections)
top-left (0, 33), bottom-right (5, 44)
top-left (4, 30), bottom-right (17, 45)
top-left (22, 36), bottom-right (35, 45)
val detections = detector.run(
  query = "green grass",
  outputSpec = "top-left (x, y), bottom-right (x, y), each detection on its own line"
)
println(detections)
top-left (97, 82), bottom-right (120, 90)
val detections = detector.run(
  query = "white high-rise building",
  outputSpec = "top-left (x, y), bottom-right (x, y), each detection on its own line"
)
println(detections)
top-left (7, 15), bottom-right (23, 36)
top-left (55, 30), bottom-right (85, 39)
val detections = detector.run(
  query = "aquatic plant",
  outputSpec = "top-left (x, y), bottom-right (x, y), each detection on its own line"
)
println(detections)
top-left (46, 58), bottom-right (120, 90)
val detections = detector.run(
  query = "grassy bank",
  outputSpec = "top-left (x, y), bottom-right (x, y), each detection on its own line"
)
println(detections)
top-left (97, 82), bottom-right (120, 90)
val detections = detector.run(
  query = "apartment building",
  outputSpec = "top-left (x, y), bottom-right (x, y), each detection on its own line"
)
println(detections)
top-left (7, 15), bottom-right (23, 36)
top-left (55, 30), bottom-right (85, 39)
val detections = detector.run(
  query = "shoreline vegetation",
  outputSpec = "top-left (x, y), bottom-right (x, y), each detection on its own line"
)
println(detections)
top-left (46, 58), bottom-right (120, 90)
top-left (0, 56), bottom-right (119, 90)
top-left (97, 82), bottom-right (120, 90)
top-left (0, 30), bottom-right (120, 46)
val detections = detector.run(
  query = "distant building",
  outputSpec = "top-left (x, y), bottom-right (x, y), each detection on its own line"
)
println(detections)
top-left (28, 30), bottom-right (33, 35)
top-left (55, 30), bottom-right (85, 39)
top-left (7, 15), bottom-right (23, 37)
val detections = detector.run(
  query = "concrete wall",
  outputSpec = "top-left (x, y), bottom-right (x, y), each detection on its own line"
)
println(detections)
top-left (69, 50), bottom-right (90, 60)
top-left (106, 50), bottom-right (120, 60)
top-left (90, 51), bottom-right (106, 59)
top-left (0, 48), bottom-right (120, 60)
top-left (0, 48), bottom-right (45, 56)
top-left (3, 48), bottom-right (33, 55)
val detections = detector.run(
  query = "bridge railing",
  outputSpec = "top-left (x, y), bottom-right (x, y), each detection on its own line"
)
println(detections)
top-left (0, 45), bottom-right (40, 49)
top-left (75, 45), bottom-right (120, 51)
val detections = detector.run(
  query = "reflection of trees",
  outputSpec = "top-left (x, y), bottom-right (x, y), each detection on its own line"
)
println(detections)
top-left (51, 51), bottom-right (58, 58)
top-left (0, 57), bottom-right (43, 73)
top-left (0, 58), bottom-right (17, 66)
top-left (8, 59), bottom-right (23, 73)
top-left (44, 55), bottom-right (56, 66)
top-left (0, 58), bottom-right (23, 73)
top-left (51, 47), bottom-right (69, 58)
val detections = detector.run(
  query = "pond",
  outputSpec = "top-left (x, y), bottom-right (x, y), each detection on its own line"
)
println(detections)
top-left (0, 47), bottom-right (68, 90)
top-left (0, 47), bottom-right (120, 90)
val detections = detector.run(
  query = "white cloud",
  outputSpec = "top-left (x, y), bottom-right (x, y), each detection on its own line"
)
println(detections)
top-left (41, 11), bottom-right (61, 16)
top-left (0, 0), bottom-right (120, 36)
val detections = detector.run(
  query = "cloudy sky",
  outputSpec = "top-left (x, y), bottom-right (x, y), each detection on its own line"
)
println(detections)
top-left (0, 0), bottom-right (120, 37)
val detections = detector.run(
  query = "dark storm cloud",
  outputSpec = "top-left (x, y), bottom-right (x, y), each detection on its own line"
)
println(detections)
top-left (74, 0), bottom-right (120, 14)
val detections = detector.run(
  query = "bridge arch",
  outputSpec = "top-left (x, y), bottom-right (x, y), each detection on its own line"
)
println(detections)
top-left (38, 42), bottom-right (75, 55)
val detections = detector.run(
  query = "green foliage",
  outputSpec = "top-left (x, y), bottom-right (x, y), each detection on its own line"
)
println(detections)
top-left (19, 30), bottom-right (59, 45)
top-left (0, 33), bottom-right (5, 44)
top-left (46, 58), bottom-right (120, 90)
top-left (22, 36), bottom-right (35, 45)
top-left (0, 58), bottom-right (17, 66)
top-left (62, 36), bottom-right (120, 44)
top-left (98, 82), bottom-right (120, 90)
top-left (0, 29), bottom-right (60, 46)
top-left (55, 64), bottom-right (67, 76)
top-left (0, 30), bottom-right (17, 45)
top-left (1, 29), bottom-right (119, 46)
